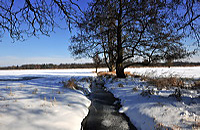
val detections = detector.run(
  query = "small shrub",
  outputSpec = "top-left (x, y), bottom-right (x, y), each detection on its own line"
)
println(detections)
top-left (140, 90), bottom-right (153, 97)
top-left (140, 90), bottom-right (151, 97)
top-left (8, 87), bottom-right (14, 96)
top-left (132, 87), bottom-right (138, 92)
top-left (51, 97), bottom-right (57, 106)
top-left (140, 75), bottom-right (149, 81)
top-left (194, 80), bottom-right (200, 86)
top-left (193, 80), bottom-right (200, 90)
top-left (168, 88), bottom-right (182, 101)
top-left (154, 123), bottom-right (166, 130)
top-left (63, 78), bottom-right (78, 90)
top-left (124, 71), bottom-right (134, 77)
top-left (44, 96), bottom-right (47, 101)
top-left (192, 120), bottom-right (200, 129)
top-left (32, 88), bottom-right (38, 94)
top-left (147, 77), bottom-right (184, 90)
top-left (118, 83), bottom-right (124, 87)
top-left (97, 71), bottom-right (116, 77)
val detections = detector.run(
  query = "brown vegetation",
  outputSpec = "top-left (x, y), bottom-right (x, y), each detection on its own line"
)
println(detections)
top-left (97, 71), bottom-right (116, 77)
top-left (97, 71), bottom-right (135, 77)
top-left (147, 77), bottom-right (184, 90)
top-left (194, 81), bottom-right (200, 89)
top-left (118, 83), bottom-right (124, 87)
top-left (62, 78), bottom-right (78, 90)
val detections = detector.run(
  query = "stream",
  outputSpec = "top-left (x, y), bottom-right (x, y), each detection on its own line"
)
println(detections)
top-left (81, 79), bottom-right (137, 130)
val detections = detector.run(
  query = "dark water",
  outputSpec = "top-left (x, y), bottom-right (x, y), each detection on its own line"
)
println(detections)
top-left (82, 81), bottom-right (137, 130)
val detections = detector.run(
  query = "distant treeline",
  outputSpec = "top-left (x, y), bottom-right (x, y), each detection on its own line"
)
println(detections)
top-left (0, 62), bottom-right (200, 70)
top-left (136, 62), bottom-right (200, 67)
top-left (0, 63), bottom-right (107, 70)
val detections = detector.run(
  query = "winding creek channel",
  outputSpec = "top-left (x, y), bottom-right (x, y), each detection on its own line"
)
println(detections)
top-left (81, 79), bottom-right (137, 130)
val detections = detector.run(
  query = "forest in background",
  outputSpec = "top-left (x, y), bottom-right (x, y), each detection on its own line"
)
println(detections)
top-left (1, 62), bottom-right (200, 70)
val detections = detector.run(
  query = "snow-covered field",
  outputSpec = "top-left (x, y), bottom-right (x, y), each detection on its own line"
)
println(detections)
top-left (126, 66), bottom-right (200, 79)
top-left (104, 77), bottom-right (200, 130)
top-left (0, 67), bottom-right (200, 130)
top-left (0, 69), bottom-right (94, 130)
top-left (104, 67), bottom-right (200, 130)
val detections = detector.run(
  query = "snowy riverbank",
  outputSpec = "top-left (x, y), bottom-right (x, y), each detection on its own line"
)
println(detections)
top-left (0, 67), bottom-right (199, 130)
top-left (0, 69), bottom-right (94, 130)
top-left (104, 67), bottom-right (200, 130)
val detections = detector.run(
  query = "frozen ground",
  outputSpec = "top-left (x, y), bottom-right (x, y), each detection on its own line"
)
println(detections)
top-left (0, 69), bottom-right (94, 130)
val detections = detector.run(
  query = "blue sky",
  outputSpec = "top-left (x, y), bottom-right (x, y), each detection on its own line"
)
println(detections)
top-left (0, 28), bottom-right (92, 66)
top-left (0, 0), bottom-right (92, 67)
top-left (0, 0), bottom-right (199, 67)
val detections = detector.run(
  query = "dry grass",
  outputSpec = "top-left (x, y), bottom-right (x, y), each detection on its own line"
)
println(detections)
top-left (57, 91), bottom-right (61, 94)
top-left (146, 77), bottom-right (184, 90)
top-left (97, 71), bottom-right (136, 77)
top-left (140, 89), bottom-right (154, 97)
top-left (124, 71), bottom-right (134, 77)
top-left (132, 87), bottom-right (138, 92)
top-left (168, 88), bottom-right (182, 101)
top-left (44, 96), bottom-right (47, 101)
top-left (182, 118), bottom-right (200, 130)
top-left (63, 78), bottom-right (78, 90)
top-left (51, 96), bottom-right (57, 106)
top-left (193, 80), bottom-right (200, 89)
top-left (118, 83), bottom-right (124, 87)
top-left (8, 87), bottom-right (14, 96)
top-left (32, 88), bottom-right (38, 94)
top-left (97, 71), bottom-right (116, 77)
top-left (154, 122), bottom-right (171, 130)
top-left (192, 120), bottom-right (200, 129)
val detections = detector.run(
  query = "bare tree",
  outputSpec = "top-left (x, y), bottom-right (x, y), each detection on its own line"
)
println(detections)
top-left (93, 53), bottom-right (101, 73)
top-left (1, 0), bottom-right (199, 78)
top-left (69, 2), bottom-right (117, 72)
top-left (70, 0), bottom-right (199, 78)
top-left (0, 0), bottom-right (81, 41)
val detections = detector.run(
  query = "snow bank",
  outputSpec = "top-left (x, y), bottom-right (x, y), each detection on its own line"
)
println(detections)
top-left (0, 69), bottom-right (94, 130)
top-left (104, 77), bottom-right (200, 130)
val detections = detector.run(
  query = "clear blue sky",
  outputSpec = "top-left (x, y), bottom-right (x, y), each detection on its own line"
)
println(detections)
top-left (0, 0), bottom-right (199, 67)
top-left (0, 0), bottom-right (92, 67)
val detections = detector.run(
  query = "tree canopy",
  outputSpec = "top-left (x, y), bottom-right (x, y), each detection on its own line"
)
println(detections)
top-left (0, 0), bottom-right (81, 41)
top-left (69, 0), bottom-right (200, 78)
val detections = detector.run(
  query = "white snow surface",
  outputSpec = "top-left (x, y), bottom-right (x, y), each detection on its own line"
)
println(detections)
top-left (0, 67), bottom-right (200, 130)
top-left (0, 69), bottom-right (94, 130)
top-left (125, 66), bottom-right (200, 79)
top-left (103, 66), bottom-right (200, 130)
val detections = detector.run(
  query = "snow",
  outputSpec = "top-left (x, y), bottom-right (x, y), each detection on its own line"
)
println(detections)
top-left (103, 67), bottom-right (200, 130)
top-left (126, 66), bottom-right (200, 79)
top-left (0, 69), bottom-right (97, 77)
top-left (0, 69), bottom-right (95, 130)
top-left (0, 67), bottom-right (200, 130)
